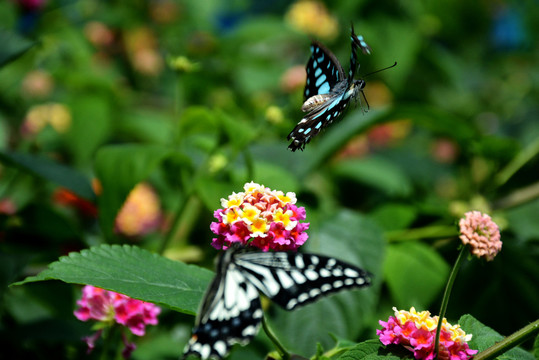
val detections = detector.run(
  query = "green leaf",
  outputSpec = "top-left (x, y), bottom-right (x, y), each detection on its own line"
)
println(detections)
top-left (331, 156), bottom-right (413, 197)
top-left (505, 199), bottom-right (539, 241)
top-left (460, 314), bottom-right (535, 360)
top-left (384, 242), bottom-right (449, 309)
top-left (94, 144), bottom-right (173, 239)
top-left (271, 210), bottom-right (385, 355)
top-left (252, 161), bottom-right (300, 194)
top-left (65, 95), bottom-right (112, 165)
top-left (336, 339), bottom-right (403, 359)
top-left (369, 203), bottom-right (417, 231)
top-left (218, 110), bottom-right (256, 151)
top-left (296, 109), bottom-right (391, 175)
top-left (0, 29), bottom-right (35, 68)
top-left (13, 244), bottom-right (214, 315)
top-left (0, 150), bottom-right (95, 200)
top-left (176, 106), bottom-right (219, 150)
top-left (117, 109), bottom-right (174, 144)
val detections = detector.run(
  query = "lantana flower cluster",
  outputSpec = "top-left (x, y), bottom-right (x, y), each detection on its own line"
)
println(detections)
top-left (74, 285), bottom-right (161, 357)
top-left (115, 182), bottom-right (162, 237)
top-left (377, 307), bottom-right (477, 360)
top-left (211, 182), bottom-right (309, 251)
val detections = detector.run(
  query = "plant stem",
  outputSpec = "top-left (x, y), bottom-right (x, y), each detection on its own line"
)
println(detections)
top-left (474, 319), bottom-right (539, 360)
top-left (262, 316), bottom-right (290, 360)
top-left (494, 136), bottom-right (539, 187)
top-left (434, 245), bottom-right (468, 358)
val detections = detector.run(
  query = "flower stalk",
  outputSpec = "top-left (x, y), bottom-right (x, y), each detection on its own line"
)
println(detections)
top-left (262, 316), bottom-right (290, 360)
top-left (434, 244), bottom-right (468, 358)
top-left (474, 319), bottom-right (539, 360)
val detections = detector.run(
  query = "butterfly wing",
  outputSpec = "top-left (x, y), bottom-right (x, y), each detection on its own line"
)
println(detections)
top-left (348, 24), bottom-right (371, 80)
top-left (287, 83), bottom-right (351, 151)
top-left (304, 41), bottom-right (345, 100)
top-left (234, 251), bottom-right (371, 310)
top-left (183, 250), bottom-right (263, 360)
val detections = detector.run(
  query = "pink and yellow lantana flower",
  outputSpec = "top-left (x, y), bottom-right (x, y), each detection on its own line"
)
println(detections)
top-left (377, 307), bottom-right (477, 360)
top-left (211, 182), bottom-right (309, 251)
top-left (74, 285), bottom-right (161, 358)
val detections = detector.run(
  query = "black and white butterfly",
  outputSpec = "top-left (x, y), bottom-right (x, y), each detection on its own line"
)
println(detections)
top-left (182, 245), bottom-right (371, 359)
top-left (287, 25), bottom-right (372, 151)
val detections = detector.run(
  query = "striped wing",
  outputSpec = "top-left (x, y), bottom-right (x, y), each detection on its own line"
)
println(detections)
top-left (235, 251), bottom-right (371, 310)
top-left (287, 83), bottom-right (351, 152)
top-left (304, 41), bottom-right (345, 100)
top-left (288, 27), bottom-right (372, 152)
top-left (183, 253), bottom-right (263, 359)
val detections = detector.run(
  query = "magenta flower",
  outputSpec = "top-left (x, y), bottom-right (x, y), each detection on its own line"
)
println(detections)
top-left (74, 285), bottom-right (161, 358)
top-left (459, 211), bottom-right (502, 261)
top-left (210, 182), bottom-right (309, 251)
top-left (377, 307), bottom-right (477, 360)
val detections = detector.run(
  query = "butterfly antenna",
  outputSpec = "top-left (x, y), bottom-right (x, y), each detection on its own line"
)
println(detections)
top-left (363, 61), bottom-right (397, 78)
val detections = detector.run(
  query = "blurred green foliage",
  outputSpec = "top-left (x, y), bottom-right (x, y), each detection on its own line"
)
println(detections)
top-left (1, 0), bottom-right (538, 359)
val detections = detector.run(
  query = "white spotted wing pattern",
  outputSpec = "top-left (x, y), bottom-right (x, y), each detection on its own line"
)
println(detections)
top-left (288, 25), bottom-right (372, 151)
top-left (183, 246), bottom-right (371, 359)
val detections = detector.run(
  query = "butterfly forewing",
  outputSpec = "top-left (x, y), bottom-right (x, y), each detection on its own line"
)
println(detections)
top-left (235, 251), bottom-right (371, 310)
top-left (304, 42), bottom-right (344, 100)
top-left (348, 25), bottom-right (372, 80)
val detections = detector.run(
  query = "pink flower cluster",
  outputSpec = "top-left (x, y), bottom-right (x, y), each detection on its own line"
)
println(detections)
top-left (211, 182), bottom-right (309, 251)
top-left (74, 285), bottom-right (160, 356)
top-left (459, 211), bottom-right (501, 261)
top-left (377, 307), bottom-right (477, 360)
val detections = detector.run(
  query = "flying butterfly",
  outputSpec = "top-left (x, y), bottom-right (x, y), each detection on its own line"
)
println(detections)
top-left (182, 245), bottom-right (371, 359)
top-left (287, 25), bottom-right (374, 151)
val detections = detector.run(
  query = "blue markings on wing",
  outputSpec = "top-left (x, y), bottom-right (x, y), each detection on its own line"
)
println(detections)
top-left (318, 83), bottom-right (330, 94)
top-left (315, 74), bottom-right (327, 88)
top-left (290, 28), bottom-right (371, 151)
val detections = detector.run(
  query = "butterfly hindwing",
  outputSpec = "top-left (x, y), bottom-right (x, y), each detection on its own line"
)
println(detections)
top-left (287, 87), bottom-right (351, 151)
top-left (183, 246), bottom-right (372, 359)
top-left (183, 251), bottom-right (263, 360)
top-left (304, 41), bottom-right (345, 100)
top-left (235, 251), bottom-right (371, 310)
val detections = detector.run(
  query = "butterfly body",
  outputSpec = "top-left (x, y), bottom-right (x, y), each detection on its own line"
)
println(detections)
top-left (183, 246), bottom-right (371, 359)
top-left (288, 26), bottom-right (371, 151)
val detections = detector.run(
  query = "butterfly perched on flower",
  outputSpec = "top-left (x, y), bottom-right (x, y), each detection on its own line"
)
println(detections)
top-left (287, 25), bottom-right (373, 151)
top-left (182, 245), bottom-right (371, 359)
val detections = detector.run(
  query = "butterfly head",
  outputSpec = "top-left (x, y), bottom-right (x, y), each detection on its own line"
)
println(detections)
top-left (348, 79), bottom-right (368, 111)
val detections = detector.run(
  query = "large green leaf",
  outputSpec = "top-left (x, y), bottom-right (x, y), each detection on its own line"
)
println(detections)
top-left (65, 95), bottom-right (113, 165)
top-left (460, 314), bottom-right (535, 360)
top-left (94, 144), bottom-right (172, 240)
top-left (384, 242), bottom-right (449, 309)
top-left (336, 339), bottom-right (404, 360)
top-left (13, 244), bottom-right (214, 315)
top-left (0, 29), bottom-right (35, 68)
top-left (270, 210), bottom-right (385, 355)
top-left (0, 150), bottom-right (95, 200)
top-left (295, 108), bottom-right (392, 176)
top-left (331, 156), bottom-right (413, 197)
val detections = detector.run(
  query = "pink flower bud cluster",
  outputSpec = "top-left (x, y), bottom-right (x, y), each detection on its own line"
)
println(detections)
top-left (459, 211), bottom-right (502, 261)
